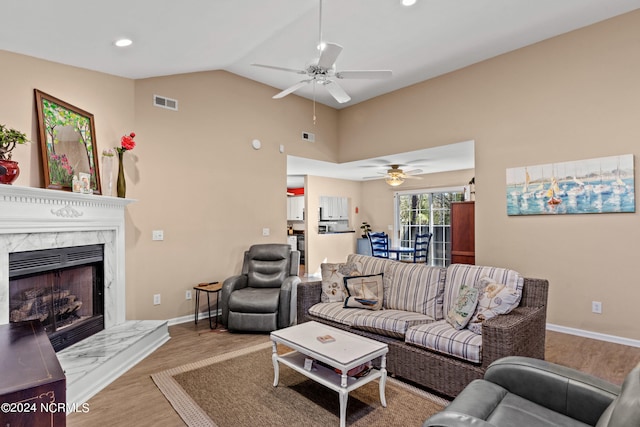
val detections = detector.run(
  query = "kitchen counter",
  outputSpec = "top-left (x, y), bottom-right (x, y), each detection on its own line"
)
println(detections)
top-left (318, 230), bottom-right (356, 234)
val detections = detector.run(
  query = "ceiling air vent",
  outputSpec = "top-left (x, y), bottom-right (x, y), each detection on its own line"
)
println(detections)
top-left (153, 94), bottom-right (178, 111)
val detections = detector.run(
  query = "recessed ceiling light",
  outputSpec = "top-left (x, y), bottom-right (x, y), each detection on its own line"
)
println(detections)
top-left (114, 38), bottom-right (133, 47)
top-left (402, 0), bottom-right (417, 6)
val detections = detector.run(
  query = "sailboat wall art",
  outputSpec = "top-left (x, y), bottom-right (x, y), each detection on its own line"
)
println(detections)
top-left (506, 154), bottom-right (635, 216)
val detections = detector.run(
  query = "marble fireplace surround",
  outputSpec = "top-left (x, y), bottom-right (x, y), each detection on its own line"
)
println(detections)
top-left (0, 185), bottom-right (169, 406)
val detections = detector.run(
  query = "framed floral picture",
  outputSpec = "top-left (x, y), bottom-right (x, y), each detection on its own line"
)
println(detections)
top-left (34, 90), bottom-right (102, 194)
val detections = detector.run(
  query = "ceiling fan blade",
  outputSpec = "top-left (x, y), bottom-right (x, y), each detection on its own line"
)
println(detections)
top-left (273, 80), bottom-right (312, 99)
top-left (317, 42), bottom-right (343, 69)
top-left (252, 63), bottom-right (306, 75)
top-left (335, 70), bottom-right (393, 79)
top-left (324, 80), bottom-right (351, 104)
top-left (405, 169), bottom-right (423, 175)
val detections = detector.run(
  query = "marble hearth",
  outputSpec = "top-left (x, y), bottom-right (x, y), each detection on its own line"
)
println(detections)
top-left (0, 185), bottom-right (169, 406)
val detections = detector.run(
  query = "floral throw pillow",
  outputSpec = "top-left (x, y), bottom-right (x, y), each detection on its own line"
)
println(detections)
top-left (467, 276), bottom-right (522, 334)
top-left (320, 262), bottom-right (363, 303)
top-left (343, 274), bottom-right (384, 311)
top-left (446, 284), bottom-right (479, 330)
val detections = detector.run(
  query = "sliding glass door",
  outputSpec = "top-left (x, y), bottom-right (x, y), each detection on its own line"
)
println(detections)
top-left (394, 188), bottom-right (464, 266)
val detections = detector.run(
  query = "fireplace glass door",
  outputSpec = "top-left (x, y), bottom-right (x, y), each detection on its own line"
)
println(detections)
top-left (9, 244), bottom-right (104, 351)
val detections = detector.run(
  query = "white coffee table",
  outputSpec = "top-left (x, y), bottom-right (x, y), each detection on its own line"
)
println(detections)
top-left (270, 321), bottom-right (389, 427)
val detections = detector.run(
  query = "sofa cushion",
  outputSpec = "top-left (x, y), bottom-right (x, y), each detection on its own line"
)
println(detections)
top-left (468, 276), bottom-right (523, 334)
top-left (446, 284), bottom-right (479, 330)
top-left (443, 264), bottom-right (524, 315)
top-left (343, 273), bottom-right (384, 310)
top-left (320, 262), bottom-right (363, 303)
top-left (351, 309), bottom-right (436, 339)
top-left (347, 253), bottom-right (392, 276)
top-left (406, 320), bottom-right (483, 363)
top-left (382, 262), bottom-right (446, 319)
top-left (228, 287), bottom-right (280, 313)
top-left (308, 302), bottom-right (369, 326)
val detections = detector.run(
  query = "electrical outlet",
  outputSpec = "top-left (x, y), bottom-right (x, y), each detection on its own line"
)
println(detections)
top-left (153, 294), bottom-right (161, 305)
top-left (592, 301), bottom-right (602, 314)
top-left (185, 290), bottom-right (192, 300)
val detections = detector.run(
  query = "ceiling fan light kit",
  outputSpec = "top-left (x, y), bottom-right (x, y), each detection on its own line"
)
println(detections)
top-left (386, 175), bottom-right (405, 186)
top-left (368, 164), bottom-right (424, 187)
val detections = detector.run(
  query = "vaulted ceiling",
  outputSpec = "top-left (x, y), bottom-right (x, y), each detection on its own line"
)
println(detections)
top-left (4, 1), bottom-right (638, 185)
top-left (2, 0), bottom-right (638, 109)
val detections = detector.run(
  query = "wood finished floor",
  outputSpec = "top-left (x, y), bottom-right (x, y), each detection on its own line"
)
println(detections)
top-left (67, 323), bottom-right (640, 427)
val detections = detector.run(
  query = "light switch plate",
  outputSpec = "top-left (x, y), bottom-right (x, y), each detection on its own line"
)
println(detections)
top-left (152, 230), bottom-right (164, 241)
top-left (262, 228), bottom-right (270, 236)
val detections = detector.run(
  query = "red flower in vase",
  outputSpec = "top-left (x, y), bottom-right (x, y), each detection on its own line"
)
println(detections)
top-left (117, 132), bottom-right (136, 153)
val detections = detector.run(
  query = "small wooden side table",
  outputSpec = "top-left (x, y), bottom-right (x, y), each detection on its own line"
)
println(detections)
top-left (194, 281), bottom-right (222, 329)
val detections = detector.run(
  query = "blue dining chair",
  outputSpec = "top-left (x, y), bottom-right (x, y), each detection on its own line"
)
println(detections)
top-left (413, 232), bottom-right (432, 263)
top-left (367, 232), bottom-right (389, 258)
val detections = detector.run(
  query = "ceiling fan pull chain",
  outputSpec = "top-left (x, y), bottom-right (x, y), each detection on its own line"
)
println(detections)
top-left (313, 82), bottom-right (317, 125)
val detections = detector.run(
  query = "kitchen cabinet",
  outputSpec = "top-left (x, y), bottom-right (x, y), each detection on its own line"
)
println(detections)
top-left (450, 201), bottom-right (475, 265)
top-left (319, 196), bottom-right (349, 220)
top-left (287, 196), bottom-right (304, 221)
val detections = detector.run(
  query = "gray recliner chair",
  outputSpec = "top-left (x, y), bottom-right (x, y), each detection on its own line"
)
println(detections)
top-left (220, 244), bottom-right (300, 332)
top-left (423, 356), bottom-right (640, 427)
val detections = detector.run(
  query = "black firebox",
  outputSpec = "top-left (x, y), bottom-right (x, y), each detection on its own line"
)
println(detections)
top-left (8, 244), bottom-right (105, 352)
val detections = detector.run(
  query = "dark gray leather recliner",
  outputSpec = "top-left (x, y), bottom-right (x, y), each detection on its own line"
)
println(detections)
top-left (424, 356), bottom-right (640, 427)
top-left (220, 244), bottom-right (300, 332)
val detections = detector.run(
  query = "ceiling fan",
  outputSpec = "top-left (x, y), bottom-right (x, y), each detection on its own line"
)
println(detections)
top-left (252, 0), bottom-right (392, 105)
top-left (364, 164), bottom-right (424, 187)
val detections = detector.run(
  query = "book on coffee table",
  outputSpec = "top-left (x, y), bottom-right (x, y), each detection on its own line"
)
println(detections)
top-left (317, 334), bottom-right (335, 343)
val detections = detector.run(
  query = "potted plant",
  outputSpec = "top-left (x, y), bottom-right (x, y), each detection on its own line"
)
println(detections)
top-left (0, 124), bottom-right (29, 185)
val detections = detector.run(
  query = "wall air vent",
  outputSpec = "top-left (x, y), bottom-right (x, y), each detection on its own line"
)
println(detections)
top-left (153, 94), bottom-right (178, 111)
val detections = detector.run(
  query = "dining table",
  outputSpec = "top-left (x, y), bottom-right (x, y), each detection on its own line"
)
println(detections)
top-left (387, 246), bottom-right (415, 261)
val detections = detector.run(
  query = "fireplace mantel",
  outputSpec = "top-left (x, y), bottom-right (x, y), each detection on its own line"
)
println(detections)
top-left (0, 186), bottom-right (169, 407)
top-left (0, 185), bottom-right (133, 231)
top-left (0, 185), bottom-right (134, 327)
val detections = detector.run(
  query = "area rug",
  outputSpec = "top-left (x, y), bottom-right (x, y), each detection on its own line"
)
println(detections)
top-left (152, 342), bottom-right (448, 427)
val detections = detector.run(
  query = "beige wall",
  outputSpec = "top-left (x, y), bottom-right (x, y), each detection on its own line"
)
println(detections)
top-left (339, 11), bottom-right (640, 340)
top-left (0, 52), bottom-right (338, 321)
top-left (0, 50), bottom-right (134, 188)
top-left (3, 9), bottom-right (640, 341)
top-left (302, 169), bottom-right (473, 275)
top-left (128, 71), bottom-right (337, 319)
top-left (360, 168), bottom-right (475, 239)
top-left (304, 176), bottom-right (363, 276)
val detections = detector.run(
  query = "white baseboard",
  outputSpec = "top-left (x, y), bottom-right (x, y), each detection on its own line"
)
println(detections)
top-left (168, 309), bottom-right (221, 326)
top-left (547, 323), bottom-right (640, 348)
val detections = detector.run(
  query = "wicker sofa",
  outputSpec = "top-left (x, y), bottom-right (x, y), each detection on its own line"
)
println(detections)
top-left (296, 254), bottom-right (549, 398)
